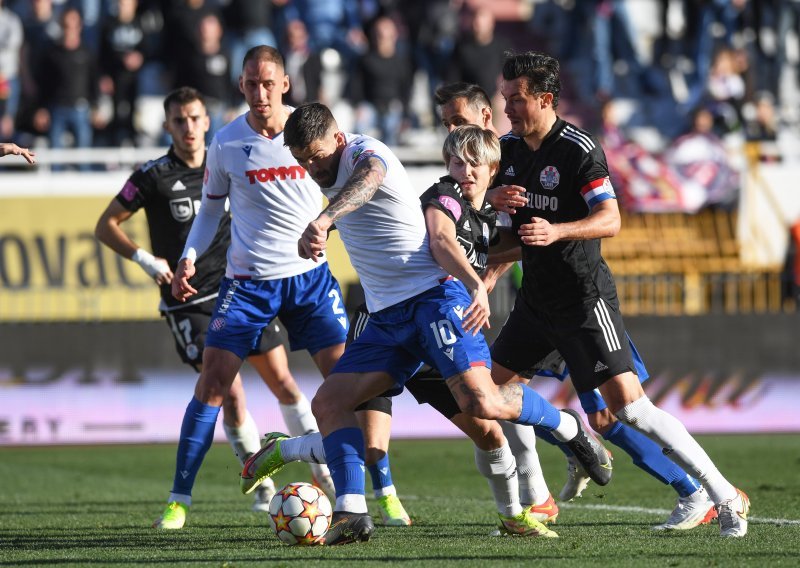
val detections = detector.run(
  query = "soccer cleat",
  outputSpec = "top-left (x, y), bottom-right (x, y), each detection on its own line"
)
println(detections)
top-left (323, 511), bottom-right (375, 545)
top-left (377, 494), bottom-right (412, 526)
top-left (716, 488), bottom-right (750, 538)
top-left (497, 510), bottom-right (559, 538)
top-left (559, 455), bottom-right (592, 501)
top-left (561, 409), bottom-right (613, 486)
top-left (240, 432), bottom-right (289, 495)
top-left (529, 494), bottom-right (559, 524)
top-left (152, 501), bottom-right (188, 530)
top-left (251, 478), bottom-right (277, 512)
top-left (652, 486), bottom-right (717, 531)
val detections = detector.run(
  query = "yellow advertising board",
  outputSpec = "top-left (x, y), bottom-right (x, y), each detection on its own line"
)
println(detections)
top-left (0, 196), bottom-right (358, 321)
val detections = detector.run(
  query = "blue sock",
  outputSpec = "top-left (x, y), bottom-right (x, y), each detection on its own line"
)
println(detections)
top-left (322, 427), bottom-right (365, 497)
top-left (171, 397), bottom-right (221, 496)
top-left (533, 425), bottom-right (574, 457)
top-left (514, 384), bottom-right (561, 430)
top-left (603, 421), bottom-right (699, 496)
top-left (367, 453), bottom-right (393, 493)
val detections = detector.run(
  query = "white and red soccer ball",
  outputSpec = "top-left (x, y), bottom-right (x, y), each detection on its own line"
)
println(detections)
top-left (268, 482), bottom-right (332, 545)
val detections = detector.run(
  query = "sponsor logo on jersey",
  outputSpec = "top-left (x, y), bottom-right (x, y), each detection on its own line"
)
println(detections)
top-left (504, 165), bottom-right (515, 177)
top-left (524, 192), bottom-right (559, 211)
top-left (218, 279), bottom-right (241, 315)
top-left (244, 165), bottom-right (307, 184)
top-left (462, 219), bottom-right (471, 232)
top-left (438, 195), bottom-right (462, 221)
top-left (242, 144), bottom-right (253, 158)
top-left (453, 305), bottom-right (464, 319)
top-left (171, 180), bottom-right (187, 191)
top-left (210, 317), bottom-right (226, 332)
top-left (594, 360), bottom-right (608, 372)
top-left (539, 166), bottom-right (560, 190)
top-left (482, 222), bottom-right (489, 246)
top-left (351, 148), bottom-right (376, 165)
top-left (120, 180), bottom-right (139, 201)
top-left (169, 197), bottom-right (194, 221)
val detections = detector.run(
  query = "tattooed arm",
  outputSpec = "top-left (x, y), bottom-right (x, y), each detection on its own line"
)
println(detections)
top-left (298, 155), bottom-right (387, 261)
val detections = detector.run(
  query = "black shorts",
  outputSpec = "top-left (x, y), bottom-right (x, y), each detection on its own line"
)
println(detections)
top-left (491, 294), bottom-right (635, 393)
top-left (162, 300), bottom-right (283, 371)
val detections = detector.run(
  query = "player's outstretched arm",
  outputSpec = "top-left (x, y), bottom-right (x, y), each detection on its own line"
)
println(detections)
top-left (95, 200), bottom-right (172, 285)
top-left (425, 207), bottom-right (489, 335)
top-left (0, 142), bottom-right (36, 164)
top-left (299, 155), bottom-right (387, 262)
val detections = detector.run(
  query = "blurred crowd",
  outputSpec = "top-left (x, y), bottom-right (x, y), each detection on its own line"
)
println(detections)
top-left (2, 0), bottom-right (799, 210)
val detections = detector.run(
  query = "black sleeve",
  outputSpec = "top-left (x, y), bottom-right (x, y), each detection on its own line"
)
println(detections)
top-left (420, 180), bottom-right (464, 226)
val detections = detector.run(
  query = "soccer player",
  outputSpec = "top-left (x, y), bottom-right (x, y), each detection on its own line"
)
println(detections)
top-left (438, 82), bottom-right (718, 531)
top-left (0, 142), bottom-right (35, 163)
top-left (95, 87), bottom-right (333, 529)
top-left (242, 102), bottom-right (613, 545)
top-left (490, 51), bottom-right (749, 537)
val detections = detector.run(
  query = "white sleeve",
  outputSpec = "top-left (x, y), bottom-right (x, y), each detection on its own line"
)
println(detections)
top-left (181, 139), bottom-right (229, 262)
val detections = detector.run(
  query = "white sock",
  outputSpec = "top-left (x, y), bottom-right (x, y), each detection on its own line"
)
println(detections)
top-left (474, 443), bottom-right (522, 517)
top-left (550, 411), bottom-right (579, 443)
top-left (168, 492), bottom-right (191, 506)
top-left (374, 484), bottom-right (396, 498)
top-left (222, 411), bottom-right (261, 465)
top-left (616, 396), bottom-right (738, 504)
top-left (279, 396), bottom-right (332, 481)
top-left (280, 432), bottom-right (326, 464)
top-left (335, 494), bottom-right (368, 513)
top-left (500, 421), bottom-right (550, 507)
top-left (279, 395), bottom-right (319, 436)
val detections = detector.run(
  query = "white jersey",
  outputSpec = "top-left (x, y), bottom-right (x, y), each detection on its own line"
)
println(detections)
top-left (182, 111), bottom-right (324, 280)
top-left (324, 134), bottom-right (448, 312)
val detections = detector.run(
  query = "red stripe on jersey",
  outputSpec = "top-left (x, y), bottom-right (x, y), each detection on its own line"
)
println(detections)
top-left (469, 361), bottom-right (488, 368)
top-left (580, 178), bottom-right (606, 195)
top-left (206, 193), bottom-right (227, 200)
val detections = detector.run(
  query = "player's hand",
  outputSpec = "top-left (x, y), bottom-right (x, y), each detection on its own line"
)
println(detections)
top-left (298, 217), bottom-right (330, 261)
top-left (153, 259), bottom-right (173, 286)
top-left (462, 281), bottom-right (490, 336)
top-left (0, 142), bottom-right (36, 164)
top-left (486, 185), bottom-right (526, 214)
top-left (518, 216), bottom-right (559, 246)
top-left (172, 258), bottom-right (198, 302)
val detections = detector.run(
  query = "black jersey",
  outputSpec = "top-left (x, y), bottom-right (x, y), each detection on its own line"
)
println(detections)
top-left (494, 118), bottom-right (619, 311)
top-left (420, 175), bottom-right (499, 274)
top-left (115, 147), bottom-right (230, 310)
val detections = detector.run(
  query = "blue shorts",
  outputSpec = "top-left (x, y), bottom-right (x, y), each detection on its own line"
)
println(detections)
top-left (333, 280), bottom-right (491, 395)
top-left (206, 264), bottom-right (348, 359)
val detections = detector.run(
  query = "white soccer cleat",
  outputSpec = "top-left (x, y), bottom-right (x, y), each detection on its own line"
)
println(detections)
top-left (652, 486), bottom-right (717, 530)
top-left (251, 478), bottom-right (276, 512)
top-left (558, 455), bottom-right (592, 501)
top-left (716, 488), bottom-right (750, 538)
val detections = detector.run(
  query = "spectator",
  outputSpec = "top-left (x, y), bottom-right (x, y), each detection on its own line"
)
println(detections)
top-left (283, 18), bottom-right (322, 107)
top-left (283, 0), bottom-right (367, 71)
top-left (0, 0), bottom-right (23, 140)
top-left (175, 12), bottom-right (234, 142)
top-left (35, 8), bottom-right (101, 169)
top-left (745, 91), bottom-right (782, 163)
top-left (221, 0), bottom-right (277, 85)
top-left (448, 6), bottom-right (508, 99)
top-left (350, 15), bottom-right (412, 146)
top-left (705, 47), bottom-right (746, 136)
top-left (99, 0), bottom-right (145, 146)
top-left (163, 0), bottom-right (220, 90)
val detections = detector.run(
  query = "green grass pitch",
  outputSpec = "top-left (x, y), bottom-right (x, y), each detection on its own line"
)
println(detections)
top-left (1, 434), bottom-right (798, 567)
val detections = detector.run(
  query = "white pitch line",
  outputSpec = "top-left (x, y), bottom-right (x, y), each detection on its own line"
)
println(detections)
top-left (562, 502), bottom-right (800, 526)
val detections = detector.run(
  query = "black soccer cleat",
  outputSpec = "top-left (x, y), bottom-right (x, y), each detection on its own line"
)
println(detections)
top-left (323, 511), bottom-right (375, 546)
top-left (562, 408), bottom-right (613, 486)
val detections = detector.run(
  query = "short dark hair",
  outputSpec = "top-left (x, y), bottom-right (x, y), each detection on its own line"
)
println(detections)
top-left (163, 87), bottom-right (206, 115)
top-left (502, 51), bottom-right (561, 109)
top-left (284, 102), bottom-right (337, 149)
top-left (434, 82), bottom-right (491, 110)
top-left (242, 45), bottom-right (284, 71)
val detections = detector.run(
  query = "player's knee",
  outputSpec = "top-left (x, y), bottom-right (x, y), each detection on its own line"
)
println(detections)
top-left (456, 395), bottom-right (502, 420)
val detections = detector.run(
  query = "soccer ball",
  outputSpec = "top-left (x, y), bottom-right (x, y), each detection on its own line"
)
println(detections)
top-left (268, 482), bottom-right (332, 545)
